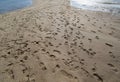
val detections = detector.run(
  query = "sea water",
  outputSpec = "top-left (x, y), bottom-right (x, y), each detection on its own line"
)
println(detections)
top-left (71, 0), bottom-right (120, 14)
top-left (0, 0), bottom-right (32, 14)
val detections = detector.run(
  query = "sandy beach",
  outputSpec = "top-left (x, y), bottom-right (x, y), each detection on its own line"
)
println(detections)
top-left (0, 0), bottom-right (120, 82)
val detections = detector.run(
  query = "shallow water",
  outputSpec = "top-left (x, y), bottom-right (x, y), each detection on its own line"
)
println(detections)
top-left (71, 0), bottom-right (120, 14)
top-left (0, 0), bottom-right (32, 14)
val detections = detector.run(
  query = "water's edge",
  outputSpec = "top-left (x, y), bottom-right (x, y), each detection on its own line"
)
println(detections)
top-left (0, 0), bottom-right (32, 14)
top-left (70, 0), bottom-right (120, 15)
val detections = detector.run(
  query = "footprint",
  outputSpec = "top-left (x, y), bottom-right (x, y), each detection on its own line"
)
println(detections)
top-left (1, 55), bottom-right (7, 58)
top-left (23, 55), bottom-right (28, 60)
top-left (81, 67), bottom-right (90, 76)
top-left (53, 50), bottom-right (61, 54)
top-left (39, 62), bottom-right (44, 67)
top-left (41, 48), bottom-right (46, 52)
top-left (7, 63), bottom-right (13, 66)
top-left (105, 43), bottom-right (113, 47)
top-left (88, 38), bottom-right (92, 43)
top-left (107, 63), bottom-right (114, 67)
top-left (110, 54), bottom-right (115, 58)
top-left (26, 73), bottom-right (35, 82)
top-left (49, 55), bottom-right (56, 58)
top-left (93, 73), bottom-right (103, 82)
top-left (109, 52), bottom-right (115, 58)
top-left (95, 36), bottom-right (99, 39)
top-left (46, 69), bottom-right (79, 82)
top-left (5, 69), bottom-right (15, 79)
top-left (60, 70), bottom-right (74, 78)
top-left (48, 42), bottom-right (53, 46)
top-left (92, 68), bottom-right (96, 72)
top-left (22, 66), bottom-right (28, 74)
top-left (55, 64), bottom-right (60, 68)
top-left (39, 62), bottom-right (47, 71)
top-left (41, 66), bottom-right (47, 71)
top-left (91, 30), bottom-right (96, 33)
top-left (107, 63), bottom-right (118, 72)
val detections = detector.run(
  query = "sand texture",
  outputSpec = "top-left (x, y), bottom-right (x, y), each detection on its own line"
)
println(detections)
top-left (0, 0), bottom-right (120, 82)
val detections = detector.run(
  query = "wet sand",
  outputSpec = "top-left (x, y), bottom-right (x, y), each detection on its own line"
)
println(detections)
top-left (0, 0), bottom-right (120, 82)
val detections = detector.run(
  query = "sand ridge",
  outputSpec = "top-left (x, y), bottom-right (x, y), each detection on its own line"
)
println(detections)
top-left (0, 0), bottom-right (120, 82)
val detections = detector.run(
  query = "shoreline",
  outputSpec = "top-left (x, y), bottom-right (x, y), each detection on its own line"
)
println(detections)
top-left (0, 0), bottom-right (120, 82)
top-left (0, 0), bottom-right (119, 17)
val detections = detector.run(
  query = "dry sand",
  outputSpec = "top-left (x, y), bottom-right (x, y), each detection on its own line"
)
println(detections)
top-left (0, 0), bottom-right (120, 82)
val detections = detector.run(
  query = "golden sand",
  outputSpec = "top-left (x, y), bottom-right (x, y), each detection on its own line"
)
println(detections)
top-left (0, 0), bottom-right (120, 82)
